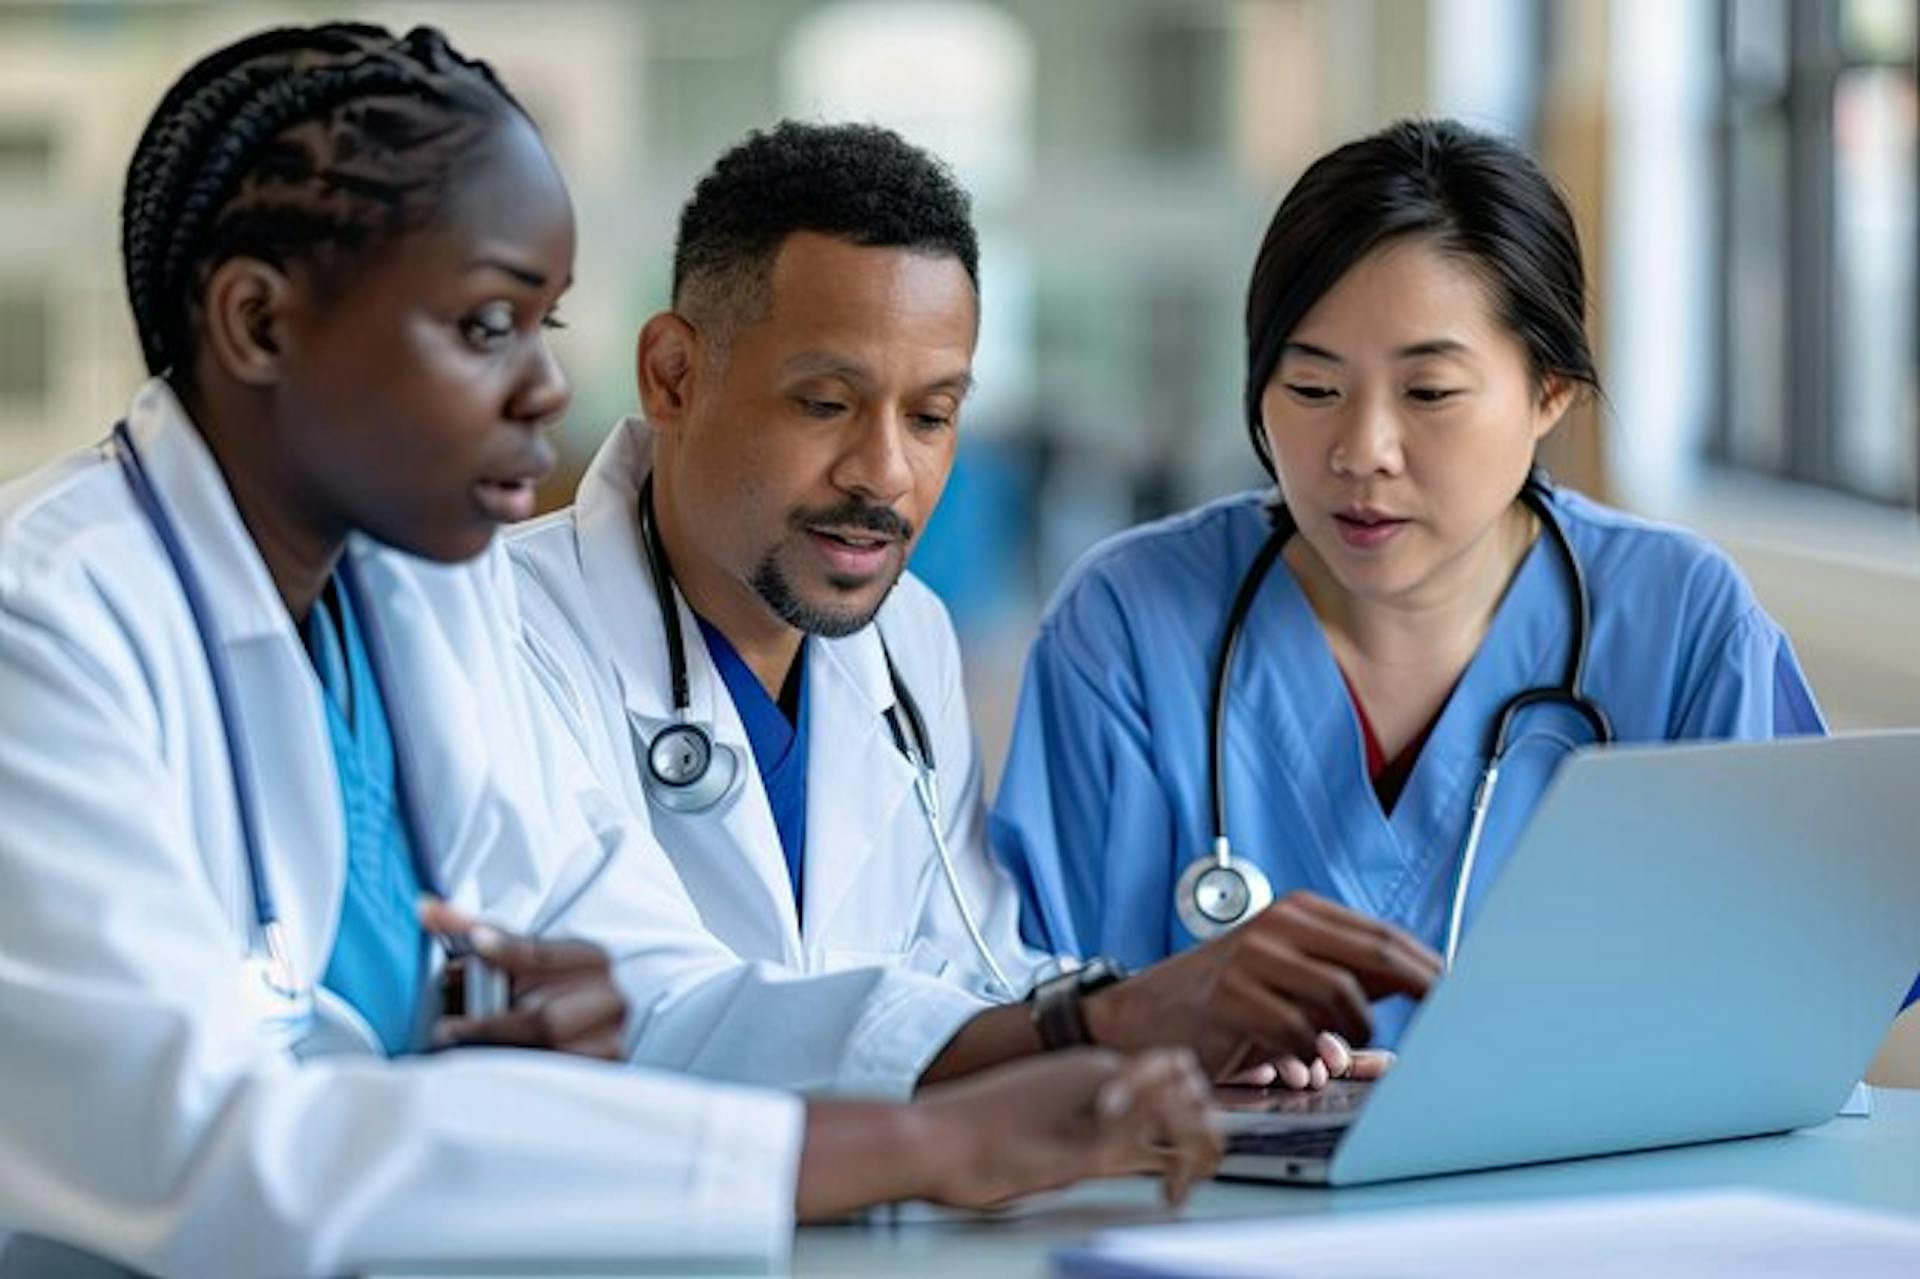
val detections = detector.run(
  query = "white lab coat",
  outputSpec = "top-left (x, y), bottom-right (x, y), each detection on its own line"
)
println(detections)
top-left (508, 417), bottom-right (1055, 998)
top-left (0, 381), bottom-right (980, 1277)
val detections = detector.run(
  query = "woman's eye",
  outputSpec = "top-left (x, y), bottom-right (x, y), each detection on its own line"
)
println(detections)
top-left (1285, 383), bottom-right (1337, 403)
top-left (541, 309), bottom-right (569, 332)
top-left (461, 303), bottom-right (516, 347)
top-left (1408, 386), bottom-right (1462, 404)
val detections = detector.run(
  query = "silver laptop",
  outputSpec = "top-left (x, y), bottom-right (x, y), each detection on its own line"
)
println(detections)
top-left (1216, 731), bottom-right (1920, 1185)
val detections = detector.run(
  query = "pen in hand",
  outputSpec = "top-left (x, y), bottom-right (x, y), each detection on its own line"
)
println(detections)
top-left (423, 836), bottom-right (622, 1021)
top-left (420, 896), bottom-right (629, 1061)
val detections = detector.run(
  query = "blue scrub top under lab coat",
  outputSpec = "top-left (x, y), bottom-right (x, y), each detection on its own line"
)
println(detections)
top-left (988, 486), bottom-right (1877, 1047)
top-left (304, 578), bottom-right (427, 1057)
top-left (697, 618), bottom-right (811, 916)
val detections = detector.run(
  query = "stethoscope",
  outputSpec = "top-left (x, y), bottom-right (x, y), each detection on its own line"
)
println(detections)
top-left (635, 476), bottom-right (1016, 997)
top-left (1174, 469), bottom-right (1614, 970)
top-left (113, 421), bottom-right (452, 1009)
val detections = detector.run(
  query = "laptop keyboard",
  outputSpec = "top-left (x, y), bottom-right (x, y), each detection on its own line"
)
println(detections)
top-left (1215, 1078), bottom-right (1370, 1114)
top-left (1224, 1126), bottom-right (1345, 1159)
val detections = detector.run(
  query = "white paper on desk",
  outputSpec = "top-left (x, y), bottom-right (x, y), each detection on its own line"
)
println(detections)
top-left (1053, 1190), bottom-right (1920, 1278)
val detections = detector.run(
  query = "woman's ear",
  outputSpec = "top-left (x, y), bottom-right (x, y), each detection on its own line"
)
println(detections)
top-left (636, 311), bottom-right (701, 432)
top-left (1531, 373), bottom-right (1578, 442)
top-left (200, 258), bottom-right (293, 388)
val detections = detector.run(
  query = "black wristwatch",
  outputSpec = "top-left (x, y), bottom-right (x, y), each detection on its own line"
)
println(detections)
top-left (1027, 957), bottom-right (1128, 1051)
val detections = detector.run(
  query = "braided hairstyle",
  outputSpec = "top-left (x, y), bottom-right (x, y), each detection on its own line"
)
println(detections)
top-left (122, 22), bottom-right (525, 382)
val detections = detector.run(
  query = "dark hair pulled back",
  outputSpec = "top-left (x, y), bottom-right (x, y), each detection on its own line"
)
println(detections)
top-left (1243, 118), bottom-right (1598, 475)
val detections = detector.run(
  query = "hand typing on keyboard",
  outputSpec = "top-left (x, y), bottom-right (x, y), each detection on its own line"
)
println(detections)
top-left (1228, 1031), bottom-right (1397, 1091)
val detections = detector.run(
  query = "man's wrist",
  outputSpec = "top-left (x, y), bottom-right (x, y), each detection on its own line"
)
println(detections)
top-left (1028, 958), bottom-right (1128, 1051)
top-left (894, 1101), bottom-right (941, 1203)
top-left (1081, 981), bottom-right (1126, 1048)
top-left (798, 1097), bottom-right (966, 1220)
top-left (899, 1094), bottom-right (969, 1203)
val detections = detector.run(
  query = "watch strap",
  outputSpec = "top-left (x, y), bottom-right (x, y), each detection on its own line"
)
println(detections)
top-left (1028, 958), bottom-right (1126, 1052)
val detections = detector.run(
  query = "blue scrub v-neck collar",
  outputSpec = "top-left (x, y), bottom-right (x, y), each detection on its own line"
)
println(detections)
top-left (695, 617), bottom-right (808, 756)
top-left (1236, 523), bottom-right (1563, 919)
top-left (300, 572), bottom-right (428, 1057)
top-left (695, 616), bottom-right (811, 913)
top-left (303, 580), bottom-right (356, 728)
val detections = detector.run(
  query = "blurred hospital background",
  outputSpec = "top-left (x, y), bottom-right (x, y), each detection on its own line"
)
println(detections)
top-left (2, 0), bottom-right (1916, 1076)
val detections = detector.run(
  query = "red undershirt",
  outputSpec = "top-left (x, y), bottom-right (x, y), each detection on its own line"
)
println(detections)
top-left (1339, 669), bottom-right (1442, 815)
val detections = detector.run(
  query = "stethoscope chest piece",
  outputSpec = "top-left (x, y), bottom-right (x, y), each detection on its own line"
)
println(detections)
top-left (651, 720), bottom-right (711, 786)
top-left (632, 472), bottom-right (1013, 997)
top-left (1186, 472), bottom-right (1609, 961)
top-left (640, 718), bottom-right (742, 813)
top-left (1175, 841), bottom-right (1275, 940)
top-left (635, 474), bottom-right (748, 817)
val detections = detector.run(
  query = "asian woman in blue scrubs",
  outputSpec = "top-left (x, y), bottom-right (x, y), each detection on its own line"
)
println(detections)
top-left (991, 119), bottom-right (1909, 1070)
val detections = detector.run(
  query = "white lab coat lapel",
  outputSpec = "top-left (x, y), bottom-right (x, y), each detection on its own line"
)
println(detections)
top-left (340, 539), bottom-right (513, 915)
top-left (800, 624), bottom-right (918, 947)
top-left (123, 383), bottom-right (346, 996)
top-left (572, 419), bottom-right (803, 962)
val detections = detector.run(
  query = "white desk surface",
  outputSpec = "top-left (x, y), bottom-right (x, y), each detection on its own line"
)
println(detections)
top-left (11, 1093), bottom-right (1912, 1277)
top-left (792, 1086), bottom-right (1920, 1278)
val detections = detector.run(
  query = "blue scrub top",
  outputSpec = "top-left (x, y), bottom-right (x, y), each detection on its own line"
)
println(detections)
top-left (304, 578), bottom-right (427, 1057)
top-left (698, 618), bottom-right (810, 915)
top-left (986, 487), bottom-right (1890, 1046)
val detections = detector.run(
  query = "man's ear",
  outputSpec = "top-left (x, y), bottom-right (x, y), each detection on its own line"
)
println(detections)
top-left (636, 311), bottom-right (702, 432)
top-left (200, 257), bottom-right (295, 388)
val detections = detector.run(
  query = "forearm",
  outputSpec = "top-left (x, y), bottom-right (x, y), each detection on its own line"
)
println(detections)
top-left (795, 1100), bottom-right (942, 1221)
top-left (914, 1002), bottom-right (1043, 1088)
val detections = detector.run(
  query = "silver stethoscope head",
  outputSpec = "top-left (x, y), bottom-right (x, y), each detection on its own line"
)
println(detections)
top-left (636, 476), bottom-right (746, 816)
top-left (1176, 503), bottom-right (1294, 941)
top-left (1175, 835), bottom-right (1276, 939)
top-left (644, 714), bottom-right (741, 812)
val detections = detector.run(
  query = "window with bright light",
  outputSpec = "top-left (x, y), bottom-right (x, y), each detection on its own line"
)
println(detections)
top-left (1718, 0), bottom-right (1917, 506)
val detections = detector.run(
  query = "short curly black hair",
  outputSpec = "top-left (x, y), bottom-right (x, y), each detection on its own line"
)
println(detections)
top-left (672, 120), bottom-right (979, 332)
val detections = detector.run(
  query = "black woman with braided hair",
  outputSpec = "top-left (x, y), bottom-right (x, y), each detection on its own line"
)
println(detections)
top-left (0, 23), bottom-right (1217, 1277)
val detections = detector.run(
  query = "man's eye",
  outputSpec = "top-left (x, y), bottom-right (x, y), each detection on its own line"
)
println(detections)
top-left (797, 398), bottom-right (847, 418)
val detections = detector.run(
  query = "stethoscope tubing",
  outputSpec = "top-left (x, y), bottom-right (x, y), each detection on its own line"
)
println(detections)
top-left (639, 475), bottom-right (1017, 998)
top-left (114, 422), bottom-right (449, 967)
top-left (1207, 507), bottom-right (1293, 870)
top-left (115, 423), bottom-right (282, 933)
top-left (1202, 473), bottom-right (1613, 961)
